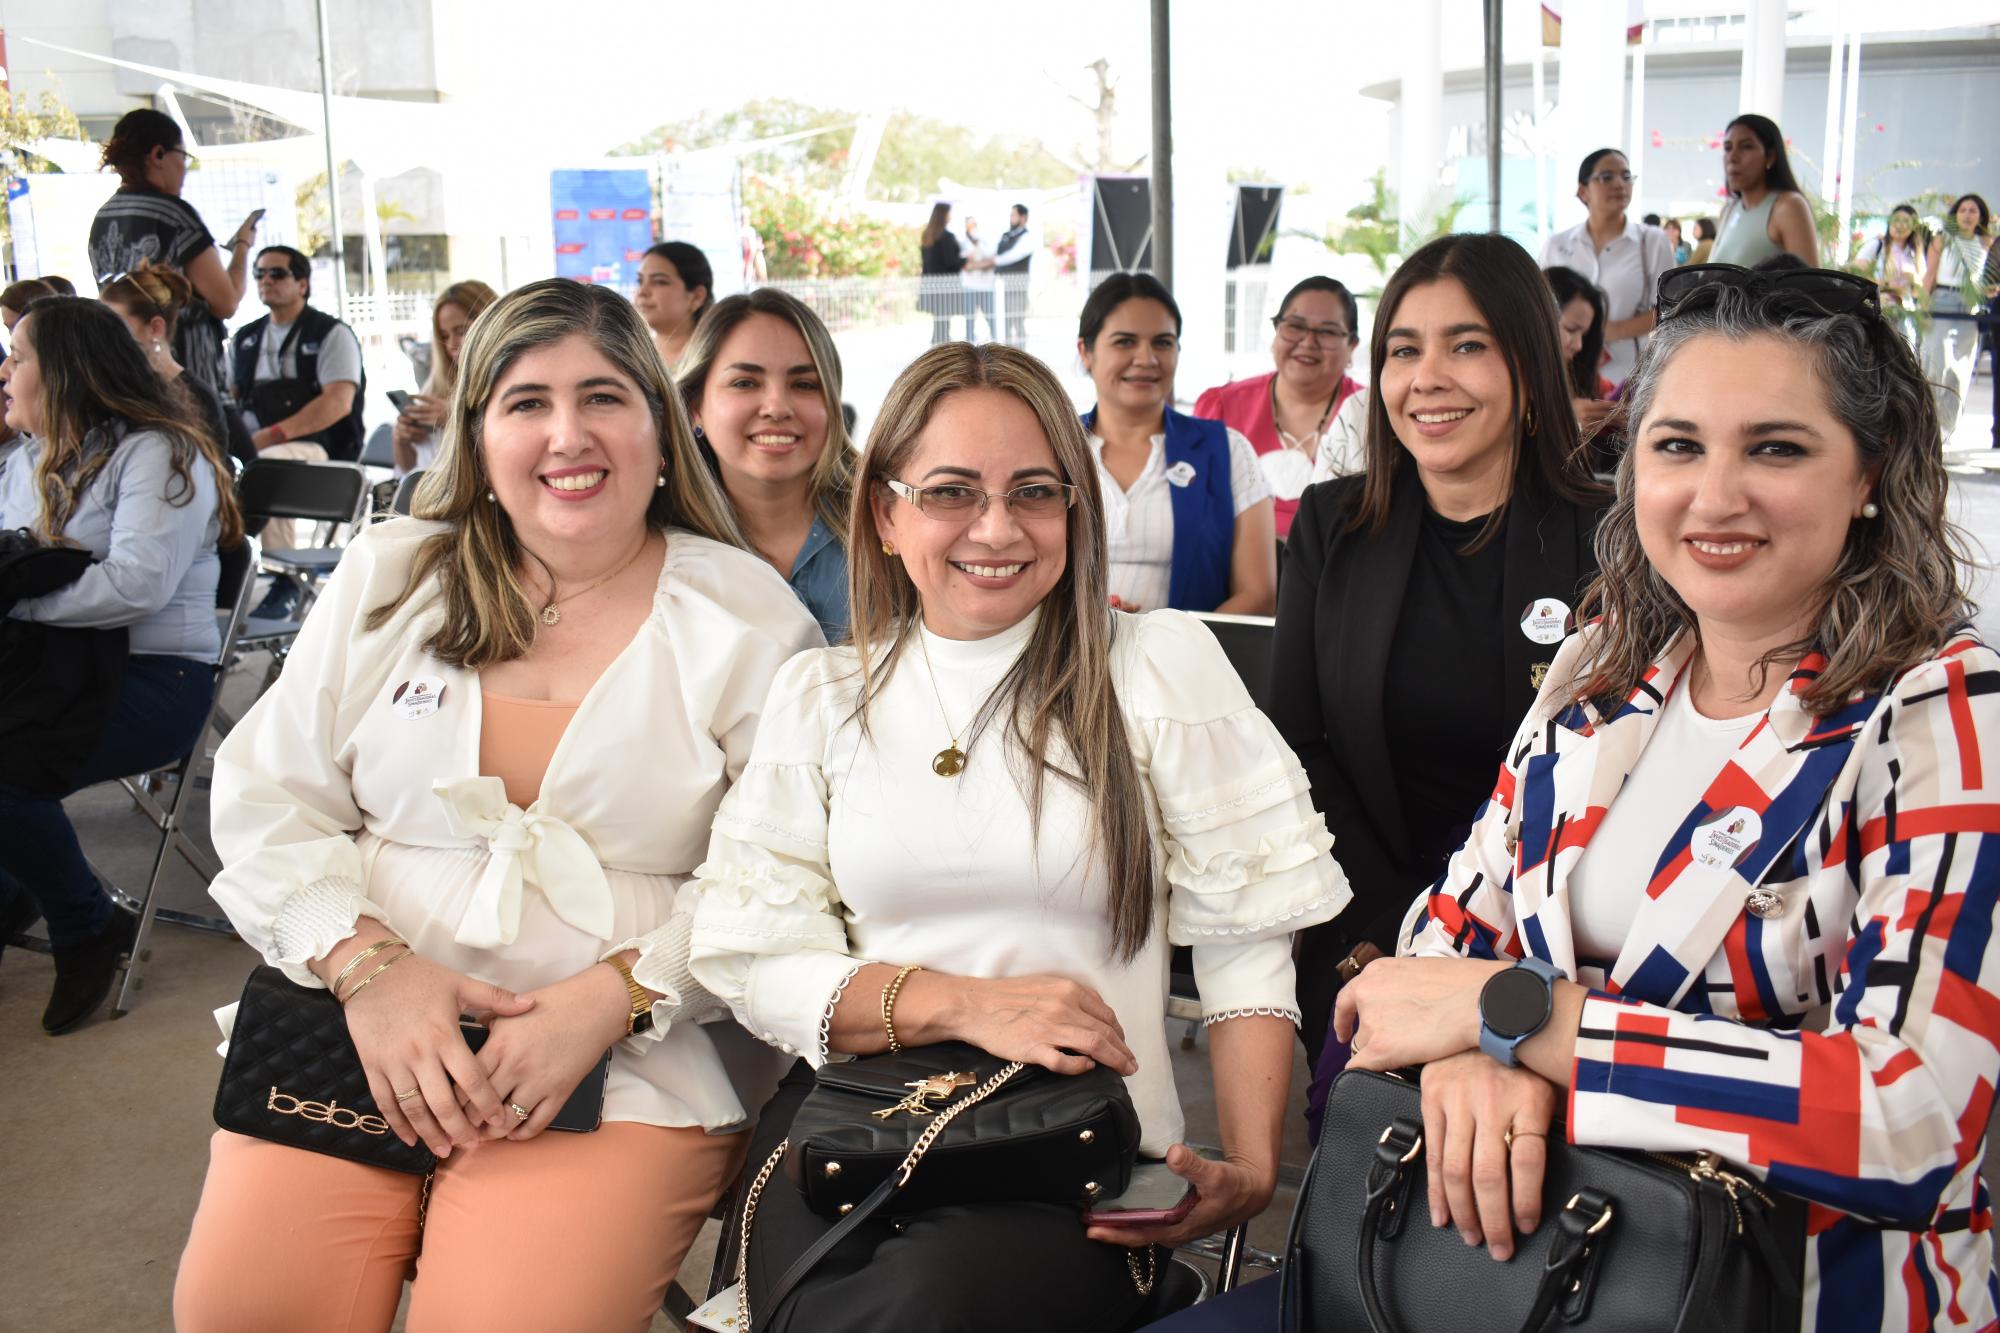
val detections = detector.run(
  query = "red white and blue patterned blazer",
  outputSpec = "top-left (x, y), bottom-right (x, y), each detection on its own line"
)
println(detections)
top-left (1405, 626), bottom-right (2000, 1333)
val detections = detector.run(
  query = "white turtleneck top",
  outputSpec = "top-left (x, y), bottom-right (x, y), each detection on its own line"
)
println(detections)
top-left (689, 607), bottom-right (1349, 1152)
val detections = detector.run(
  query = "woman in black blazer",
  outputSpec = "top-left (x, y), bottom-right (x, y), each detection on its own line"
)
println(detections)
top-left (1272, 233), bottom-right (1609, 1065)
top-left (919, 202), bottom-right (968, 346)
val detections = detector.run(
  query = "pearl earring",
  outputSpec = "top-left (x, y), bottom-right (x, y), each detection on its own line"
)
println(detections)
top-left (656, 471), bottom-right (667, 488)
top-left (486, 490), bottom-right (496, 502)
top-left (1861, 502), bottom-right (1880, 519)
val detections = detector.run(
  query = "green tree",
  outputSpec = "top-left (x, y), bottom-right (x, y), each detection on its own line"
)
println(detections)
top-left (1306, 168), bottom-right (1468, 295)
top-left (0, 85), bottom-right (87, 276)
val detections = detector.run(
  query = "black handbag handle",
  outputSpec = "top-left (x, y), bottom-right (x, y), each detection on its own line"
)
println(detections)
top-left (1353, 1118), bottom-right (1731, 1333)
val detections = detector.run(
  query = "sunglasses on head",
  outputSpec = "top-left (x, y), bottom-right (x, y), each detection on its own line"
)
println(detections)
top-left (1655, 263), bottom-right (1880, 325)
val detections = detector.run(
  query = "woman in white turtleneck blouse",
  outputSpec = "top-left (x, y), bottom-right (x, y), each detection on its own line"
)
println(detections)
top-left (689, 342), bottom-right (1350, 1333)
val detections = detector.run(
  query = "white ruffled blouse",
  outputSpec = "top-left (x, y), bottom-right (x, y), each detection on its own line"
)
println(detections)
top-left (206, 518), bottom-right (823, 1130)
top-left (687, 608), bottom-right (1350, 1152)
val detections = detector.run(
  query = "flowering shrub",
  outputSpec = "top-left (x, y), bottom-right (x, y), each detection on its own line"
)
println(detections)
top-left (744, 175), bottom-right (918, 279)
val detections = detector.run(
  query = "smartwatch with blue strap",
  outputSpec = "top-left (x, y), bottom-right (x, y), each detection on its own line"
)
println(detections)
top-left (1477, 956), bottom-right (1562, 1068)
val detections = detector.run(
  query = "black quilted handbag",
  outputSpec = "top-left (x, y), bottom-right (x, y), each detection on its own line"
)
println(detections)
top-left (1282, 1069), bottom-right (1804, 1333)
top-left (213, 965), bottom-right (436, 1173)
top-left (736, 1041), bottom-right (1141, 1329)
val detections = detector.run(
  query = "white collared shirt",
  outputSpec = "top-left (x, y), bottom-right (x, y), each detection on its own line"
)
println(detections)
top-left (1086, 426), bottom-right (1269, 613)
top-left (1541, 217), bottom-right (1675, 386)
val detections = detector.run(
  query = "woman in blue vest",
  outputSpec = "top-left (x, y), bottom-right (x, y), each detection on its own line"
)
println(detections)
top-left (1078, 274), bottom-right (1276, 614)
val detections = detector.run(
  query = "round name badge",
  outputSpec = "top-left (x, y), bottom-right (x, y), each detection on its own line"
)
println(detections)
top-left (391, 675), bottom-right (446, 721)
top-left (1519, 598), bottom-right (1572, 646)
top-left (1259, 448), bottom-right (1315, 501)
top-left (1164, 460), bottom-right (1198, 489)
top-left (1690, 806), bottom-right (1762, 871)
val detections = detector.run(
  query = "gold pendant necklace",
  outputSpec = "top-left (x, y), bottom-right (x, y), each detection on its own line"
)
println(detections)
top-left (916, 629), bottom-right (967, 778)
top-left (536, 535), bottom-right (650, 627)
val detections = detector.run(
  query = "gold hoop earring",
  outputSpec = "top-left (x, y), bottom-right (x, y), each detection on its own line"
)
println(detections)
top-left (1522, 405), bottom-right (1538, 437)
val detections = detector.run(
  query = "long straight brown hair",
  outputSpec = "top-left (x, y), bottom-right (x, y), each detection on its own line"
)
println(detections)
top-left (1351, 233), bottom-right (1606, 549)
top-left (848, 343), bottom-right (1156, 962)
top-left (14, 297), bottom-right (242, 550)
top-left (366, 279), bottom-right (746, 665)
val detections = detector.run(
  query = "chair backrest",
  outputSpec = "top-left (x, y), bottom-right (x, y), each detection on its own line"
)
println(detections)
top-left (237, 459), bottom-right (368, 524)
top-left (1189, 611), bottom-right (1275, 712)
top-left (391, 469), bottom-right (426, 517)
top-left (359, 423), bottom-right (395, 469)
top-left (213, 534), bottom-right (262, 659)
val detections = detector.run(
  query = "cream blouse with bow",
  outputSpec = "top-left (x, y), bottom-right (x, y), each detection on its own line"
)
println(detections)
top-left (206, 518), bottom-right (823, 1129)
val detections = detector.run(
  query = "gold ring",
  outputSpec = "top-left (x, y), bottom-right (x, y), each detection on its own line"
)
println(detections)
top-left (509, 1102), bottom-right (530, 1120)
top-left (394, 1087), bottom-right (421, 1102)
top-left (1504, 1128), bottom-right (1547, 1148)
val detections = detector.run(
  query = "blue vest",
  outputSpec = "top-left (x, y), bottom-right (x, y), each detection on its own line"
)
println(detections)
top-left (1082, 406), bottom-right (1235, 612)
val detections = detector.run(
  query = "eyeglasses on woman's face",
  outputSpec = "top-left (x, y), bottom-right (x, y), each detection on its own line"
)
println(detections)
top-left (1271, 316), bottom-right (1351, 346)
top-left (886, 477), bottom-right (1077, 520)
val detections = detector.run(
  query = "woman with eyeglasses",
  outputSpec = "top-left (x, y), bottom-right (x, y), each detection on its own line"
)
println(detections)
top-left (1269, 234), bottom-right (1608, 1072)
top-left (87, 109), bottom-right (262, 397)
top-left (1539, 149), bottom-right (1675, 391)
top-left (1193, 276), bottom-right (1368, 545)
top-left (1320, 262), bottom-right (2000, 1331)
top-left (688, 341), bottom-right (1347, 1332)
top-left (1079, 273), bottom-right (1276, 615)
top-left (1709, 114), bottom-right (1819, 269)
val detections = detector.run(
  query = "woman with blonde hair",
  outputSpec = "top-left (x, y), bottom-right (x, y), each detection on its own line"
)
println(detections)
top-left (1336, 267), bottom-right (2000, 1330)
top-left (679, 287), bottom-right (854, 640)
top-left (392, 279), bottom-right (499, 475)
top-left (689, 341), bottom-right (1348, 1331)
top-left (174, 278), bottom-right (821, 1332)
top-left (0, 296), bottom-right (243, 1032)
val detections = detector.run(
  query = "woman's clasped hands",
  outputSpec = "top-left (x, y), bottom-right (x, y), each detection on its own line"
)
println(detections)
top-left (1335, 955), bottom-right (1560, 1262)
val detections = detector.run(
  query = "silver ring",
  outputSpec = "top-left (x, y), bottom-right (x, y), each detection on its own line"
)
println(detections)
top-left (508, 1102), bottom-right (530, 1120)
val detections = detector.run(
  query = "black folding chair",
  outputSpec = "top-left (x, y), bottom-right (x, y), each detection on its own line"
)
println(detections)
top-left (1189, 612), bottom-right (1275, 713)
top-left (237, 458), bottom-right (369, 611)
top-left (358, 422), bottom-right (396, 471)
top-left (391, 469), bottom-right (427, 517)
top-left (96, 536), bottom-right (261, 1014)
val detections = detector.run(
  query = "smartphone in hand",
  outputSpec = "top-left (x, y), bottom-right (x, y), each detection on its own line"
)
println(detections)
top-left (1081, 1162), bottom-right (1197, 1227)
top-left (387, 389), bottom-right (416, 415)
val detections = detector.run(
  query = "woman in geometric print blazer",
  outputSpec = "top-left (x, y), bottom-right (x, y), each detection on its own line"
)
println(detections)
top-left (1334, 268), bottom-right (2000, 1332)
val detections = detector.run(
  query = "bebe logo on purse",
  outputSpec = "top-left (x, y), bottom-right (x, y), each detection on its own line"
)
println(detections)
top-left (266, 1086), bottom-right (390, 1135)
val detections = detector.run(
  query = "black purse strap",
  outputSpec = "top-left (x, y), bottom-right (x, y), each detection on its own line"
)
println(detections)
top-left (1355, 1117), bottom-right (1622, 1333)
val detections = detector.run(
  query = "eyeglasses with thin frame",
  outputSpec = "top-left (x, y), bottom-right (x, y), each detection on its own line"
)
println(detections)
top-left (1587, 170), bottom-right (1636, 186)
top-left (1271, 316), bottom-right (1351, 346)
top-left (253, 267), bottom-right (296, 282)
top-left (165, 145), bottom-right (198, 167)
top-left (886, 477), bottom-right (1077, 519)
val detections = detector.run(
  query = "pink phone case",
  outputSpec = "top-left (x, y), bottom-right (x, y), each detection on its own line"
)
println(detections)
top-left (1081, 1187), bottom-right (1198, 1227)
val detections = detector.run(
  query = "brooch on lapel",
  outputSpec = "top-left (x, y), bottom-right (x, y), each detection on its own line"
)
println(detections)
top-left (1164, 461), bottom-right (1197, 488)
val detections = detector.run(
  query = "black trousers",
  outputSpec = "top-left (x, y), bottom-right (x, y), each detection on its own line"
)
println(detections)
top-left (743, 1061), bottom-right (1153, 1333)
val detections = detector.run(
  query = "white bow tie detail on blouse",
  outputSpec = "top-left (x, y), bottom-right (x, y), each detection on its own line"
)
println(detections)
top-left (433, 777), bottom-right (613, 948)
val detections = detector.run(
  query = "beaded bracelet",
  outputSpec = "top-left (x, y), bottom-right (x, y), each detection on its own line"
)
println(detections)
top-left (329, 937), bottom-right (409, 997)
top-left (880, 963), bottom-right (925, 1053)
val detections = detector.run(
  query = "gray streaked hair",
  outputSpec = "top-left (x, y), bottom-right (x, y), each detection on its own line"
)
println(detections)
top-left (1577, 284), bottom-right (1975, 713)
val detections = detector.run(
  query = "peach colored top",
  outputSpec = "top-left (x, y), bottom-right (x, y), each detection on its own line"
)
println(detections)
top-left (478, 691), bottom-right (580, 809)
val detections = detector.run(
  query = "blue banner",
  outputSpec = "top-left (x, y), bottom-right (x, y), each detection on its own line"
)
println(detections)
top-left (550, 168), bottom-right (653, 290)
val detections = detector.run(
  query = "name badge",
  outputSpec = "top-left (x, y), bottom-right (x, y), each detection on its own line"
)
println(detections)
top-left (1165, 461), bottom-right (1197, 488)
top-left (1690, 805), bottom-right (1762, 871)
top-left (1519, 598), bottom-right (1572, 645)
top-left (391, 675), bottom-right (445, 721)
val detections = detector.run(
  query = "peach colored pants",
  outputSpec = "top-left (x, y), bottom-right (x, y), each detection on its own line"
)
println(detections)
top-left (174, 1123), bottom-right (744, 1333)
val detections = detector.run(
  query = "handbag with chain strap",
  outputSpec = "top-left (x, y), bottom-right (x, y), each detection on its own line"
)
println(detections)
top-left (734, 1041), bottom-right (1142, 1330)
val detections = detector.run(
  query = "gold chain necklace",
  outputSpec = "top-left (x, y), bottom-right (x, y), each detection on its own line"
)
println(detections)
top-left (535, 535), bottom-right (650, 627)
top-left (915, 629), bottom-right (968, 777)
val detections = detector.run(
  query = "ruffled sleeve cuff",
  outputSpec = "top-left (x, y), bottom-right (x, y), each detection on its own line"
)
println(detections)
top-left (709, 759), bottom-right (831, 862)
top-left (743, 950), bottom-right (873, 1066)
top-left (690, 857), bottom-right (848, 954)
top-left (1192, 934), bottom-right (1305, 1025)
top-left (268, 876), bottom-right (392, 987)
top-left (604, 912), bottom-right (728, 1042)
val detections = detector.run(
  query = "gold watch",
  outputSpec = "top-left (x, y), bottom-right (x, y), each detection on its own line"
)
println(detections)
top-left (607, 956), bottom-right (654, 1036)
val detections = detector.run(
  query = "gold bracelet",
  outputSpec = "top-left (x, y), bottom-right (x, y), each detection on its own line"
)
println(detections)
top-left (881, 964), bottom-right (925, 1053)
top-left (338, 946), bottom-right (413, 1004)
top-left (329, 936), bottom-right (409, 997)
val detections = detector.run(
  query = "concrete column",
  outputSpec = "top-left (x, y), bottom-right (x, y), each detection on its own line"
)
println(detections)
top-left (1554, 0), bottom-right (1625, 233)
top-left (1396, 0), bottom-right (1445, 233)
top-left (1833, 35), bottom-right (1862, 262)
top-left (1739, 0), bottom-right (1787, 120)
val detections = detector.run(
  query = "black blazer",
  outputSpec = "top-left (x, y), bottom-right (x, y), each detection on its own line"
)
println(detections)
top-left (1271, 459), bottom-right (1603, 1054)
